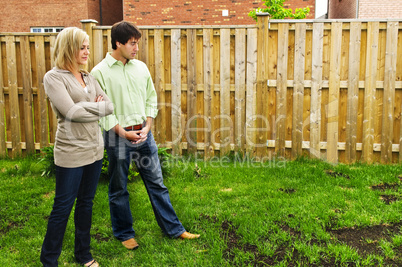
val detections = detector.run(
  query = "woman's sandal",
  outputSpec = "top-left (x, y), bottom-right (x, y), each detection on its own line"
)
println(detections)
top-left (84, 260), bottom-right (99, 267)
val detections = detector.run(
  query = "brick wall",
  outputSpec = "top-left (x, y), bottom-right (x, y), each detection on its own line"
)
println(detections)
top-left (358, 0), bottom-right (402, 18)
top-left (0, 0), bottom-right (315, 33)
top-left (0, 0), bottom-right (122, 33)
top-left (328, 0), bottom-right (357, 19)
top-left (101, 0), bottom-right (124, 25)
top-left (123, 0), bottom-right (315, 26)
top-left (0, 0), bottom-right (91, 32)
top-left (328, 0), bottom-right (402, 19)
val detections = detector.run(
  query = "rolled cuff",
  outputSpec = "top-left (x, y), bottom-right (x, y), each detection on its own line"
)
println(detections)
top-left (146, 107), bottom-right (158, 119)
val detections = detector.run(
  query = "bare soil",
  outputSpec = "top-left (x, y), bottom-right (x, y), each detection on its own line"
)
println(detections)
top-left (220, 219), bottom-right (402, 266)
top-left (218, 176), bottom-right (402, 266)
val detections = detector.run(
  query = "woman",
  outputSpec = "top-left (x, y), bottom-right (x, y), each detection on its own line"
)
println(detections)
top-left (40, 27), bottom-right (113, 267)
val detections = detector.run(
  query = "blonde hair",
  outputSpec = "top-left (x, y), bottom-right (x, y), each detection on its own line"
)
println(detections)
top-left (53, 27), bottom-right (89, 72)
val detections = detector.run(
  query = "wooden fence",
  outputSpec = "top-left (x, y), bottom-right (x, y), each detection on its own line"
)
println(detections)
top-left (1, 16), bottom-right (402, 164)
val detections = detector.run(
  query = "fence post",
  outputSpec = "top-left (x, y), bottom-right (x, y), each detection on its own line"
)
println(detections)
top-left (81, 19), bottom-right (98, 71)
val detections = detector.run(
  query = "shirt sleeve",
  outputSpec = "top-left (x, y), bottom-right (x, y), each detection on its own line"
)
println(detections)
top-left (91, 68), bottom-right (119, 130)
top-left (145, 72), bottom-right (158, 118)
top-left (44, 71), bottom-right (108, 123)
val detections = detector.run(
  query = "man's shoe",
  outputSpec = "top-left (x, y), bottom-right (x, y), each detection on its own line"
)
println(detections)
top-left (121, 238), bottom-right (139, 250)
top-left (179, 231), bottom-right (200, 239)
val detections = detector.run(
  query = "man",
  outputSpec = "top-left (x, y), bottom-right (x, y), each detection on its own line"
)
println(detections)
top-left (91, 21), bottom-right (200, 250)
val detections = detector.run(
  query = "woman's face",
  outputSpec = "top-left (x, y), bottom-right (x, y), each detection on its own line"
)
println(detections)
top-left (76, 39), bottom-right (90, 65)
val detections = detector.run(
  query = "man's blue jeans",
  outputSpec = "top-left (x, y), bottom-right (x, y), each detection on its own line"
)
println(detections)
top-left (40, 159), bottom-right (102, 267)
top-left (104, 130), bottom-right (185, 241)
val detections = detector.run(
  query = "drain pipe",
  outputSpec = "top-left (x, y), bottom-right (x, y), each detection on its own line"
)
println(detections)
top-left (356, 0), bottom-right (359, 18)
top-left (99, 0), bottom-right (103, 25)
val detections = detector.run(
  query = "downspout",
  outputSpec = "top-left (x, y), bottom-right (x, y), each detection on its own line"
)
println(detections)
top-left (99, 0), bottom-right (103, 25)
top-left (356, 0), bottom-right (359, 18)
top-left (327, 0), bottom-right (330, 18)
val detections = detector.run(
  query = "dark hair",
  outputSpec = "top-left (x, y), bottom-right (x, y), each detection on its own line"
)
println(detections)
top-left (111, 21), bottom-right (142, 50)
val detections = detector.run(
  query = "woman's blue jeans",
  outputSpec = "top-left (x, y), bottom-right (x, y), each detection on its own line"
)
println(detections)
top-left (40, 159), bottom-right (102, 267)
top-left (104, 130), bottom-right (185, 241)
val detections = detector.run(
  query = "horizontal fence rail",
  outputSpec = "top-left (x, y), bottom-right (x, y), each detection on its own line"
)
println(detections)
top-left (1, 17), bottom-right (402, 164)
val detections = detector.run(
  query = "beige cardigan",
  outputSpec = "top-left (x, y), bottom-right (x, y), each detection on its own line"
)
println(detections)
top-left (44, 67), bottom-right (114, 168)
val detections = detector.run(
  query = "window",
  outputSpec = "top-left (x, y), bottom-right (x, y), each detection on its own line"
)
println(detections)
top-left (30, 27), bottom-right (64, 33)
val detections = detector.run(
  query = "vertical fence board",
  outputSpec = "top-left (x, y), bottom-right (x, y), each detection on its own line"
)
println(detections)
top-left (186, 29), bottom-right (197, 154)
top-left (203, 29), bottom-right (214, 159)
top-left (196, 32), bottom-right (204, 145)
top-left (149, 31), bottom-right (157, 135)
top-left (234, 28), bottom-right (246, 153)
top-left (81, 20), bottom-right (97, 71)
top-left (246, 28), bottom-right (258, 156)
top-left (171, 29), bottom-right (182, 156)
top-left (48, 35), bottom-right (57, 143)
top-left (139, 29), bottom-right (149, 67)
top-left (20, 36), bottom-right (35, 154)
top-left (327, 22), bottom-right (342, 164)
top-left (267, 24), bottom-right (277, 157)
top-left (292, 23), bottom-right (306, 159)
top-left (6, 36), bottom-right (21, 157)
top-left (35, 36), bottom-right (49, 148)
top-left (338, 27), bottom-right (350, 163)
top-left (107, 30), bottom-right (112, 54)
top-left (381, 21), bottom-right (398, 163)
top-left (310, 23), bottom-right (323, 159)
top-left (0, 40), bottom-right (5, 156)
top-left (93, 29), bottom-right (104, 67)
top-left (154, 29), bottom-right (166, 144)
top-left (220, 29), bottom-right (231, 156)
top-left (363, 22), bottom-right (379, 163)
top-left (256, 15), bottom-right (270, 159)
top-left (276, 23), bottom-right (289, 157)
top-left (346, 22), bottom-right (362, 163)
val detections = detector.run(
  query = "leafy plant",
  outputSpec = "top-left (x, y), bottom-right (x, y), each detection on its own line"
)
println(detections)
top-left (101, 149), bottom-right (139, 181)
top-left (37, 145), bottom-right (55, 177)
top-left (249, 0), bottom-right (310, 21)
top-left (158, 146), bottom-right (173, 177)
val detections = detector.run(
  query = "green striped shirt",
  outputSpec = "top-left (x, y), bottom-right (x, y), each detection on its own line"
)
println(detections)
top-left (91, 53), bottom-right (158, 131)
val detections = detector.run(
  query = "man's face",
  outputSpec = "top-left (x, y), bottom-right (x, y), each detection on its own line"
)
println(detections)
top-left (117, 37), bottom-right (139, 60)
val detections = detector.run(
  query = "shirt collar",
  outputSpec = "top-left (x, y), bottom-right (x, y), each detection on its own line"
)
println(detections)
top-left (53, 67), bottom-right (88, 76)
top-left (105, 52), bottom-right (134, 67)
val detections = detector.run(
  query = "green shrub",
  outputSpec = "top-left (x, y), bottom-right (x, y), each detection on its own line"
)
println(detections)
top-left (249, 0), bottom-right (310, 21)
top-left (37, 145), bottom-right (55, 177)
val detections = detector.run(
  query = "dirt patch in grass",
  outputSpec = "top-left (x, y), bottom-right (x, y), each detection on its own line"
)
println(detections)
top-left (221, 220), bottom-right (276, 266)
top-left (325, 170), bottom-right (350, 179)
top-left (371, 182), bottom-right (400, 191)
top-left (0, 220), bottom-right (24, 235)
top-left (329, 222), bottom-right (402, 266)
top-left (380, 194), bottom-right (401, 204)
top-left (93, 232), bottom-right (112, 242)
top-left (278, 188), bottom-right (296, 194)
top-left (371, 182), bottom-right (402, 204)
top-left (220, 218), bottom-right (402, 266)
top-left (220, 220), bottom-right (335, 266)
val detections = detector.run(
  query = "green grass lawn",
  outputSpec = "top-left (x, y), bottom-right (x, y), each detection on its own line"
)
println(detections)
top-left (1, 155), bottom-right (402, 266)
